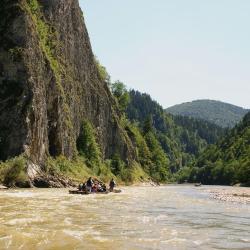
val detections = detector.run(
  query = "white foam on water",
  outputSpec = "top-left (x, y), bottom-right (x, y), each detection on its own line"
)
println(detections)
top-left (171, 230), bottom-right (178, 236)
top-left (138, 238), bottom-right (158, 243)
top-left (154, 214), bottom-right (169, 223)
top-left (37, 237), bottom-right (50, 247)
top-left (241, 238), bottom-right (250, 242)
top-left (63, 217), bottom-right (72, 225)
top-left (17, 243), bottom-right (25, 250)
top-left (4, 191), bottom-right (38, 198)
top-left (92, 236), bottom-right (110, 242)
top-left (0, 235), bottom-right (12, 242)
top-left (63, 227), bottom-right (101, 240)
top-left (63, 229), bottom-right (86, 240)
top-left (5, 216), bottom-right (43, 226)
top-left (0, 235), bottom-right (12, 249)
top-left (193, 240), bottom-right (203, 246)
top-left (162, 237), bottom-right (188, 243)
top-left (140, 216), bottom-right (150, 223)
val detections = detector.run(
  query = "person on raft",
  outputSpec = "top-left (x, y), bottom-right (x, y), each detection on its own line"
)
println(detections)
top-left (86, 177), bottom-right (94, 193)
top-left (109, 178), bottom-right (116, 192)
top-left (92, 181), bottom-right (107, 193)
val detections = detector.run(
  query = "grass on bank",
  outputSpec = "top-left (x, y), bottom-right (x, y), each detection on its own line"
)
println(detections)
top-left (46, 155), bottom-right (116, 184)
top-left (0, 155), bottom-right (150, 187)
top-left (46, 156), bottom-right (149, 185)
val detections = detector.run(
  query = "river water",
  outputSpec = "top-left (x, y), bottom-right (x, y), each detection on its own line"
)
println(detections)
top-left (0, 185), bottom-right (249, 250)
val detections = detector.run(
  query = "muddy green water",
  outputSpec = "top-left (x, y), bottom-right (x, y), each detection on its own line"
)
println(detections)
top-left (0, 185), bottom-right (249, 250)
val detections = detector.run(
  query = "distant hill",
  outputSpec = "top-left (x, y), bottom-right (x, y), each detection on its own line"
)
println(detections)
top-left (166, 100), bottom-right (249, 128)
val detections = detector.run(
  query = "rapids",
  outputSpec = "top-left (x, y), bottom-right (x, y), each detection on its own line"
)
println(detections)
top-left (0, 185), bottom-right (249, 250)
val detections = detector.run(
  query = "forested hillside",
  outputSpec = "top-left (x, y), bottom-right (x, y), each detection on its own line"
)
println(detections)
top-left (166, 100), bottom-right (249, 128)
top-left (126, 90), bottom-right (226, 173)
top-left (173, 115), bottom-right (226, 145)
top-left (177, 112), bottom-right (250, 186)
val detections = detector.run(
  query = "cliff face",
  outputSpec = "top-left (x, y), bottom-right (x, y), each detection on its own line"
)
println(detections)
top-left (0, 0), bottom-right (135, 178)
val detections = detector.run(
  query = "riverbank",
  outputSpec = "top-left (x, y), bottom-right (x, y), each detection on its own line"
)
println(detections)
top-left (0, 177), bottom-right (158, 190)
top-left (204, 186), bottom-right (250, 204)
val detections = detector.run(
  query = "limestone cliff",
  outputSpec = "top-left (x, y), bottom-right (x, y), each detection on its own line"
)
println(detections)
top-left (0, 0), bottom-right (135, 181)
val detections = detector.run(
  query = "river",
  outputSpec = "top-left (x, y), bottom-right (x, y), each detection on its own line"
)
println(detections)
top-left (0, 185), bottom-right (249, 250)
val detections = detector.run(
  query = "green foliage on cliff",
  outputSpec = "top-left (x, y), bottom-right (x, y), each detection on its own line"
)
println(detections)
top-left (166, 99), bottom-right (249, 128)
top-left (109, 153), bottom-right (125, 176)
top-left (109, 84), bottom-right (171, 182)
top-left (47, 156), bottom-right (93, 181)
top-left (0, 156), bottom-right (29, 187)
top-left (75, 120), bottom-right (141, 183)
top-left (177, 112), bottom-right (250, 186)
top-left (111, 81), bottom-right (130, 112)
top-left (77, 120), bottom-right (102, 169)
top-left (95, 57), bottom-right (111, 84)
top-left (26, 0), bottom-right (60, 77)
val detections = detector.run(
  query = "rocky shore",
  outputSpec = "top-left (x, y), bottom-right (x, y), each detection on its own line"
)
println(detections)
top-left (205, 187), bottom-right (250, 204)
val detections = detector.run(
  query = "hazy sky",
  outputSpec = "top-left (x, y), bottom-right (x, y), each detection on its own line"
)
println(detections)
top-left (79, 0), bottom-right (250, 109)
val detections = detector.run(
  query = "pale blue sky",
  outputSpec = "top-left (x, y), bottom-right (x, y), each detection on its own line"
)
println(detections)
top-left (79, 0), bottom-right (250, 109)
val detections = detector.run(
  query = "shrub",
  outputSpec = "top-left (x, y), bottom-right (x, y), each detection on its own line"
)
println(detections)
top-left (77, 120), bottom-right (102, 168)
top-left (0, 156), bottom-right (29, 187)
top-left (46, 155), bottom-right (93, 183)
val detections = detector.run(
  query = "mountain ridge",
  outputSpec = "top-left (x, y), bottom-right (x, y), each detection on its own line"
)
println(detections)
top-left (166, 99), bottom-right (249, 128)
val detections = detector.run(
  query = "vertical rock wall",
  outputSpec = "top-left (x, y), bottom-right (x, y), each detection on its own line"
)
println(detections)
top-left (0, 0), bottom-right (135, 171)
